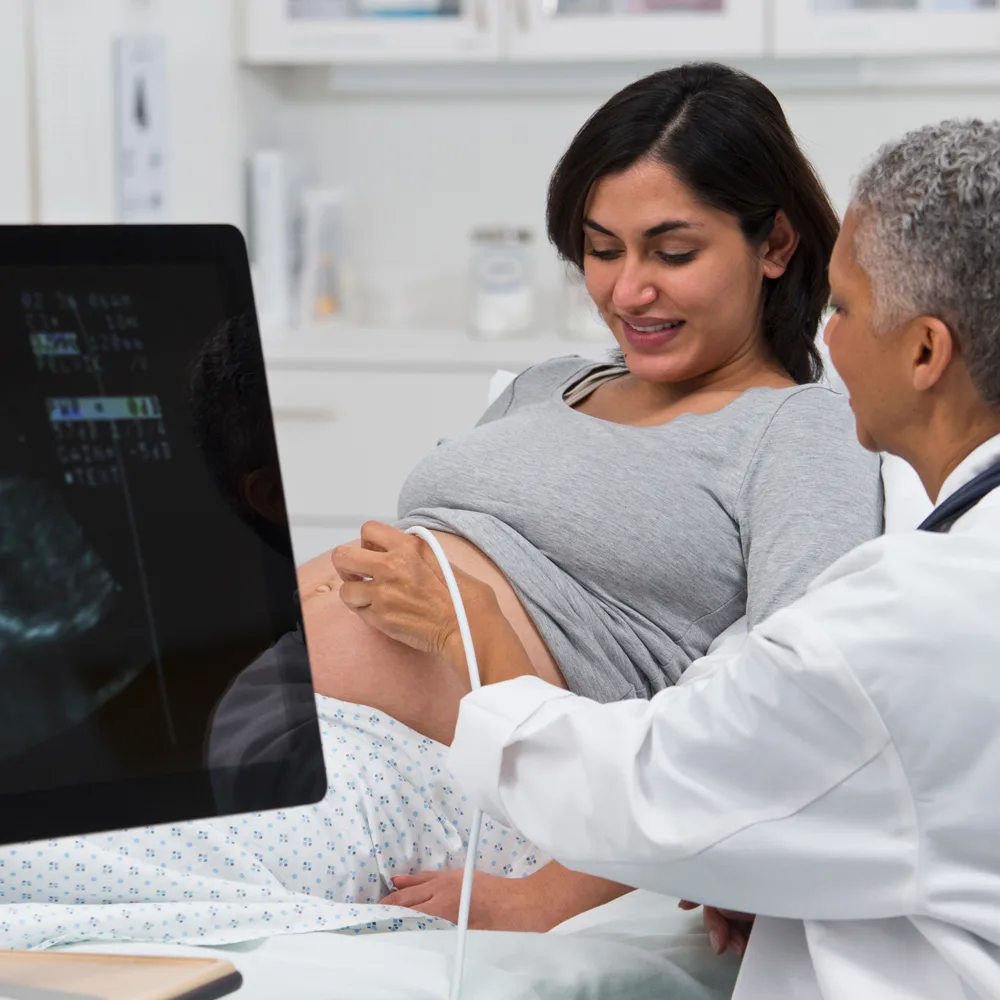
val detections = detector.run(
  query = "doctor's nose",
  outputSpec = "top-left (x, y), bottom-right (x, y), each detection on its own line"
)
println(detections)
top-left (823, 311), bottom-right (837, 346)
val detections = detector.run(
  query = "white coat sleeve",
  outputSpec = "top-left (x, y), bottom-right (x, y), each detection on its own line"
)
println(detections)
top-left (448, 603), bottom-right (919, 922)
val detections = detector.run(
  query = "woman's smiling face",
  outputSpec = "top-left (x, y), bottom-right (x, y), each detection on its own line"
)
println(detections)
top-left (583, 158), bottom-right (792, 385)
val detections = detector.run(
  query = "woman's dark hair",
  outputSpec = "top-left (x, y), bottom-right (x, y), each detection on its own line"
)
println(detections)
top-left (547, 62), bottom-right (838, 384)
top-left (186, 313), bottom-right (292, 559)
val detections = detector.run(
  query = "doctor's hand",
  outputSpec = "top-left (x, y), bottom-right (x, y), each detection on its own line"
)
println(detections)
top-left (678, 899), bottom-right (755, 958)
top-left (331, 522), bottom-right (496, 666)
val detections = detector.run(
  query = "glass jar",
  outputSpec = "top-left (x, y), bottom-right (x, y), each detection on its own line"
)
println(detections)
top-left (468, 227), bottom-right (536, 340)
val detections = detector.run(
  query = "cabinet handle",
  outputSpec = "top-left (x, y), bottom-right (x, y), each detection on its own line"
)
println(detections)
top-left (473, 0), bottom-right (490, 32)
top-left (515, 0), bottom-right (534, 31)
top-left (516, 0), bottom-right (555, 30)
top-left (272, 407), bottom-right (339, 423)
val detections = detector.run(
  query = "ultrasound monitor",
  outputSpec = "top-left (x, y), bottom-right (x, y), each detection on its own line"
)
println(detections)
top-left (0, 225), bottom-right (326, 848)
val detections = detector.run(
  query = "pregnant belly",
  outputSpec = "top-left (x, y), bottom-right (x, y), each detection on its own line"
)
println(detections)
top-left (296, 530), bottom-right (566, 689)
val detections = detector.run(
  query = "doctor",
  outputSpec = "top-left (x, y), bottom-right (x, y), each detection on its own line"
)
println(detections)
top-left (333, 118), bottom-right (1000, 999)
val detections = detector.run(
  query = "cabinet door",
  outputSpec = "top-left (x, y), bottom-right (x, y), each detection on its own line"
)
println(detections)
top-left (241, 0), bottom-right (503, 64)
top-left (505, 0), bottom-right (766, 61)
top-left (774, 0), bottom-right (1000, 57)
top-left (0, 0), bottom-right (32, 224)
top-left (266, 368), bottom-right (492, 522)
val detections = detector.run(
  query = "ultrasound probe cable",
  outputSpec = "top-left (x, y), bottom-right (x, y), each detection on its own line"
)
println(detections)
top-left (403, 526), bottom-right (484, 1000)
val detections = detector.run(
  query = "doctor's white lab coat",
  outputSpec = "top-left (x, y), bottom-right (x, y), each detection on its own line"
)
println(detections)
top-left (449, 434), bottom-right (1000, 1000)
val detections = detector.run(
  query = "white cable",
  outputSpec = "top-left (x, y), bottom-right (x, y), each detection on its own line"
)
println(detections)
top-left (404, 526), bottom-right (483, 1000)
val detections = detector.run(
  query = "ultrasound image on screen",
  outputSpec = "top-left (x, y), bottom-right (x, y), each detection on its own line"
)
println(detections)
top-left (0, 265), bottom-right (311, 810)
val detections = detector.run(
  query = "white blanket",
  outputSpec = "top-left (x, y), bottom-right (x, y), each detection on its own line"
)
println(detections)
top-left (62, 891), bottom-right (740, 1000)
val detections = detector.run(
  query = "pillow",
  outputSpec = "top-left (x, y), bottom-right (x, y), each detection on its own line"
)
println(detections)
top-left (488, 368), bottom-right (519, 405)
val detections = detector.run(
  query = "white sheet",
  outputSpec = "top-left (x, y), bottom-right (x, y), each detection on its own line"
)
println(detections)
top-left (62, 891), bottom-right (740, 1000)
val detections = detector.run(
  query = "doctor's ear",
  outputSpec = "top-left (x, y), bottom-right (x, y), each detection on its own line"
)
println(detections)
top-left (909, 316), bottom-right (955, 393)
top-left (758, 210), bottom-right (799, 280)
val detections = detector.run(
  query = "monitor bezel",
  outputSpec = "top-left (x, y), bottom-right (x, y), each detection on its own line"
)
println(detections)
top-left (0, 224), bottom-right (327, 845)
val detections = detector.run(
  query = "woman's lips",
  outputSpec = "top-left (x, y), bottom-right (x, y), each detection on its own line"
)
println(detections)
top-left (620, 319), bottom-right (685, 350)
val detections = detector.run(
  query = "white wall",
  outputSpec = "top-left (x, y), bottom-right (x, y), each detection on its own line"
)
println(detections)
top-left (243, 66), bottom-right (1000, 330)
top-left (31, 0), bottom-right (244, 226)
top-left (0, 0), bottom-right (33, 223)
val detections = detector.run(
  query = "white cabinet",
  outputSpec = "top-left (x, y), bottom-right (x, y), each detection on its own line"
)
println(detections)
top-left (240, 0), bottom-right (1000, 62)
top-left (261, 331), bottom-right (614, 562)
top-left (266, 366), bottom-right (492, 523)
top-left (0, 0), bottom-right (32, 224)
top-left (774, 0), bottom-right (1000, 56)
top-left (506, 0), bottom-right (767, 62)
top-left (241, 0), bottom-right (503, 64)
top-left (241, 0), bottom-right (765, 62)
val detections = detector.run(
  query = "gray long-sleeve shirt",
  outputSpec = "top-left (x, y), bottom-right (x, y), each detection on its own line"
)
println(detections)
top-left (397, 356), bottom-right (883, 702)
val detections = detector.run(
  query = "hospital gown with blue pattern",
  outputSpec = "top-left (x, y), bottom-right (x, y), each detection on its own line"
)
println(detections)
top-left (0, 695), bottom-right (549, 949)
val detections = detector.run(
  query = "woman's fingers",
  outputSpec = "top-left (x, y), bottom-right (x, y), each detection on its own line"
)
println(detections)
top-left (382, 884), bottom-right (436, 910)
top-left (390, 872), bottom-right (439, 888)
top-left (677, 899), bottom-right (699, 911)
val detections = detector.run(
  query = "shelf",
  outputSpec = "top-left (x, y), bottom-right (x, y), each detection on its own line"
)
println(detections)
top-left (259, 326), bottom-right (618, 372)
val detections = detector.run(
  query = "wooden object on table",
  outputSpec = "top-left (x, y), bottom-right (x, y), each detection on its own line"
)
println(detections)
top-left (0, 951), bottom-right (241, 1000)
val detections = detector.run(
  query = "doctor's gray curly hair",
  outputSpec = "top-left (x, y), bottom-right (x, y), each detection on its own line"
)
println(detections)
top-left (849, 118), bottom-right (1000, 411)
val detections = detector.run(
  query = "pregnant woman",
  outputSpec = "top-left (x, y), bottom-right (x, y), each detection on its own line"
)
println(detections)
top-left (0, 63), bottom-right (882, 948)
top-left (293, 61), bottom-right (884, 928)
top-left (301, 61), bottom-right (879, 741)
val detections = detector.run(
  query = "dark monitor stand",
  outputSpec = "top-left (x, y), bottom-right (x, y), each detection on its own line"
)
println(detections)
top-left (0, 225), bottom-right (329, 999)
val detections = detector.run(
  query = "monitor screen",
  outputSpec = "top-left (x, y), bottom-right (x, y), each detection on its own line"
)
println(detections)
top-left (0, 225), bottom-right (325, 845)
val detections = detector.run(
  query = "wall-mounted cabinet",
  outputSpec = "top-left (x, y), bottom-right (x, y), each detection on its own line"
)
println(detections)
top-left (504, 0), bottom-right (766, 63)
top-left (241, 0), bottom-right (503, 63)
top-left (240, 0), bottom-right (1000, 63)
top-left (774, 0), bottom-right (1000, 57)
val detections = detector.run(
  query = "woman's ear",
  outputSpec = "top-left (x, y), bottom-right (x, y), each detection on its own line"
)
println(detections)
top-left (241, 466), bottom-right (287, 525)
top-left (759, 209), bottom-right (800, 280)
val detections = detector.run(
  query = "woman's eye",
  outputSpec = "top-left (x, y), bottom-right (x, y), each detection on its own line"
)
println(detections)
top-left (656, 251), bottom-right (697, 265)
top-left (586, 249), bottom-right (621, 261)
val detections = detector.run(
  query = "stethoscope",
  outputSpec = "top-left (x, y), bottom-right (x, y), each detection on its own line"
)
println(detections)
top-left (918, 458), bottom-right (1000, 533)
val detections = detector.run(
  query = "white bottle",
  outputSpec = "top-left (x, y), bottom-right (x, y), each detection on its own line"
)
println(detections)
top-left (248, 150), bottom-right (295, 334)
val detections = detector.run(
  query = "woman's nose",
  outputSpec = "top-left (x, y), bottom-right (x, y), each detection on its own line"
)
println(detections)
top-left (611, 260), bottom-right (657, 312)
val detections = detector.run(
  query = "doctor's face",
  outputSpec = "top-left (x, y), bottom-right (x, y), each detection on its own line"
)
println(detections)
top-left (824, 210), bottom-right (904, 454)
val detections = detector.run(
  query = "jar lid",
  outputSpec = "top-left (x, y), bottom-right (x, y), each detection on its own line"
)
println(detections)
top-left (471, 227), bottom-right (533, 245)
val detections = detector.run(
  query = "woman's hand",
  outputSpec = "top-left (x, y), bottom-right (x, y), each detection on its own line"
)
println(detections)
top-left (331, 522), bottom-right (497, 669)
top-left (383, 870), bottom-right (550, 932)
top-left (679, 899), bottom-right (755, 958)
